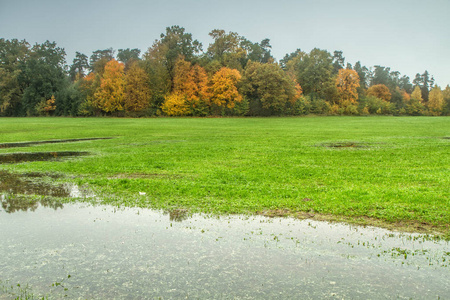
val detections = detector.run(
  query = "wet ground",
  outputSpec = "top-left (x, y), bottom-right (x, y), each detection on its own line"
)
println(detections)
top-left (0, 197), bottom-right (449, 299)
top-left (0, 169), bottom-right (449, 299)
top-left (0, 151), bottom-right (89, 164)
top-left (0, 138), bottom-right (112, 149)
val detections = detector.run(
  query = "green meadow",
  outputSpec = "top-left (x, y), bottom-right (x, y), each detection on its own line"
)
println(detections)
top-left (1, 116), bottom-right (449, 236)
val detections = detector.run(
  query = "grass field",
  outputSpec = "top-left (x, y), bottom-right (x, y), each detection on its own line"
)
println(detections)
top-left (1, 116), bottom-right (449, 236)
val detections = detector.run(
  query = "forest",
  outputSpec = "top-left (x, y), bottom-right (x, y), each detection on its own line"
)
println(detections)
top-left (1, 25), bottom-right (449, 117)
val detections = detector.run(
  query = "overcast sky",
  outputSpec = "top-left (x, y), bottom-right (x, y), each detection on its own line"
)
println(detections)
top-left (1, 0), bottom-right (449, 86)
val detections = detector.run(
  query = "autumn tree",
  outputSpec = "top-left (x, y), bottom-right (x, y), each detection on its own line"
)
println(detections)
top-left (172, 57), bottom-right (209, 115)
top-left (94, 59), bottom-right (125, 113)
top-left (443, 85), bottom-right (450, 115)
top-left (161, 92), bottom-right (190, 116)
top-left (366, 84), bottom-right (391, 101)
top-left (427, 86), bottom-right (444, 115)
top-left (124, 62), bottom-right (151, 112)
top-left (335, 68), bottom-right (360, 105)
top-left (406, 85), bottom-right (425, 115)
top-left (208, 67), bottom-right (242, 110)
top-left (411, 86), bottom-right (423, 102)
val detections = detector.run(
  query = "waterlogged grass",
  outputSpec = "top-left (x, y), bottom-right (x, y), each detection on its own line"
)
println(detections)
top-left (0, 116), bottom-right (449, 235)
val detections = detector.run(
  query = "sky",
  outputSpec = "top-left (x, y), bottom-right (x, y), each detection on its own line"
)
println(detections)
top-left (1, 0), bottom-right (449, 86)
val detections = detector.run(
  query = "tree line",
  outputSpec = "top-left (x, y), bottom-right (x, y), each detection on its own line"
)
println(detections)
top-left (1, 25), bottom-right (449, 117)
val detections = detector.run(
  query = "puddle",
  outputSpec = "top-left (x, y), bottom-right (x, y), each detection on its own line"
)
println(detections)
top-left (0, 171), bottom-right (94, 214)
top-left (0, 171), bottom-right (70, 197)
top-left (320, 141), bottom-right (369, 148)
top-left (0, 138), bottom-right (113, 149)
top-left (0, 203), bottom-right (448, 299)
top-left (0, 151), bottom-right (89, 164)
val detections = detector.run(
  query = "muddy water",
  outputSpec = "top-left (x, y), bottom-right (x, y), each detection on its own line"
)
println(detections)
top-left (0, 202), bottom-right (448, 299)
top-left (0, 138), bottom-right (112, 149)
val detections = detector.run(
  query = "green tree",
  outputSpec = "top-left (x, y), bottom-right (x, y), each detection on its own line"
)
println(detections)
top-left (19, 41), bottom-right (67, 116)
top-left (413, 71), bottom-right (434, 102)
top-left (69, 52), bottom-right (89, 81)
top-left (0, 38), bottom-right (30, 116)
top-left (296, 48), bottom-right (334, 101)
top-left (117, 48), bottom-right (141, 69)
top-left (89, 48), bottom-right (114, 74)
top-left (332, 50), bottom-right (345, 74)
top-left (242, 61), bottom-right (300, 115)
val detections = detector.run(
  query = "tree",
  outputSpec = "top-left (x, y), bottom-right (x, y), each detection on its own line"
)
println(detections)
top-left (172, 56), bottom-right (209, 114)
top-left (161, 92), bottom-right (190, 116)
top-left (117, 48), bottom-right (141, 69)
top-left (443, 85), bottom-right (450, 115)
top-left (242, 61), bottom-right (301, 114)
top-left (332, 50), bottom-right (345, 74)
top-left (413, 71), bottom-right (434, 102)
top-left (19, 41), bottom-right (67, 116)
top-left (69, 52), bottom-right (89, 81)
top-left (0, 38), bottom-right (30, 116)
top-left (335, 69), bottom-right (360, 105)
top-left (208, 67), bottom-right (242, 109)
top-left (94, 59), bottom-right (125, 113)
top-left (89, 48), bottom-right (114, 74)
top-left (428, 86), bottom-right (444, 115)
top-left (240, 38), bottom-right (273, 65)
top-left (124, 62), bottom-right (151, 112)
top-left (296, 48), bottom-right (334, 100)
top-left (366, 84), bottom-right (391, 101)
top-left (411, 86), bottom-right (423, 102)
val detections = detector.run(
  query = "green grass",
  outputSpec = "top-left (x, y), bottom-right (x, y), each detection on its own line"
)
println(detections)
top-left (1, 116), bottom-right (449, 235)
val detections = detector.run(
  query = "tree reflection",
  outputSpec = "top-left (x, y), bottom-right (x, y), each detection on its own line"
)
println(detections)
top-left (1, 194), bottom-right (64, 213)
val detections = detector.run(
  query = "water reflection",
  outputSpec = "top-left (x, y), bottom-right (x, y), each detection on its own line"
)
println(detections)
top-left (0, 171), bottom-right (93, 214)
top-left (0, 151), bottom-right (89, 164)
top-left (166, 208), bottom-right (190, 222)
top-left (1, 194), bottom-right (63, 213)
top-left (0, 137), bottom-right (113, 149)
top-left (0, 171), bottom-right (69, 197)
top-left (0, 203), bottom-right (448, 299)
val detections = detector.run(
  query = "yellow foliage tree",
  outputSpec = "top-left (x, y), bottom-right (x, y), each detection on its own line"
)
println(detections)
top-left (173, 57), bottom-right (209, 107)
top-left (94, 59), bottom-right (125, 113)
top-left (366, 84), bottom-right (391, 101)
top-left (428, 86), bottom-right (444, 115)
top-left (161, 92), bottom-right (190, 116)
top-left (335, 69), bottom-right (360, 105)
top-left (208, 67), bottom-right (242, 109)
top-left (124, 62), bottom-right (151, 112)
top-left (411, 86), bottom-right (423, 102)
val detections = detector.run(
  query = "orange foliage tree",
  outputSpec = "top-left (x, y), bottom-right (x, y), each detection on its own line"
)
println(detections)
top-left (208, 67), bottom-right (242, 109)
top-left (173, 57), bottom-right (209, 109)
top-left (94, 59), bottom-right (125, 113)
top-left (335, 69), bottom-right (360, 105)
top-left (367, 84), bottom-right (391, 101)
top-left (124, 62), bottom-right (151, 112)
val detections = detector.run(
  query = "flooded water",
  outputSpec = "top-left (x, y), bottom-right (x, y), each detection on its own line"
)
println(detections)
top-left (0, 138), bottom-right (112, 149)
top-left (0, 199), bottom-right (449, 299)
top-left (0, 152), bottom-right (90, 164)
